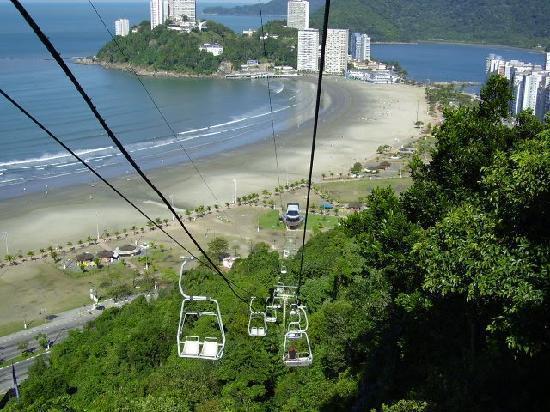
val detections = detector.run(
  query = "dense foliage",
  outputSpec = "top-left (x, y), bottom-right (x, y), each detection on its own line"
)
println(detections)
top-left (96, 21), bottom-right (297, 75)
top-left (203, 0), bottom-right (324, 16)
top-left (206, 0), bottom-right (550, 48)
top-left (6, 76), bottom-right (550, 411)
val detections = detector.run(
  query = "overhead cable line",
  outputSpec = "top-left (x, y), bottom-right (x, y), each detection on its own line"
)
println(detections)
top-left (258, 9), bottom-right (284, 211)
top-left (9, 0), bottom-right (248, 302)
top-left (87, 0), bottom-right (229, 215)
top-left (297, 0), bottom-right (332, 296)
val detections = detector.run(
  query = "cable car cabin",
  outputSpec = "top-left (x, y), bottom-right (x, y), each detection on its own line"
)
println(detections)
top-left (280, 264), bottom-right (287, 275)
top-left (282, 203), bottom-right (303, 229)
top-left (177, 296), bottom-right (225, 360)
top-left (283, 330), bottom-right (313, 367)
top-left (248, 297), bottom-right (267, 337)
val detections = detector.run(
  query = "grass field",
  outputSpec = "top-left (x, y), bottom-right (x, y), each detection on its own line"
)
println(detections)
top-left (318, 177), bottom-right (412, 203)
top-left (259, 210), bottom-right (340, 231)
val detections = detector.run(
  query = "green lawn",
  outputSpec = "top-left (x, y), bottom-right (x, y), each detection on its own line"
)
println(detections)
top-left (317, 177), bottom-right (413, 203)
top-left (259, 210), bottom-right (340, 231)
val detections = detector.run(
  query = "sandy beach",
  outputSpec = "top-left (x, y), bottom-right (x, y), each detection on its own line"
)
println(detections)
top-left (0, 78), bottom-right (428, 253)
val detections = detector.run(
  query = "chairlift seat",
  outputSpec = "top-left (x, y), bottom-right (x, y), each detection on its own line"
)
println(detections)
top-left (201, 337), bottom-right (219, 359)
top-left (284, 353), bottom-right (313, 367)
top-left (249, 327), bottom-right (266, 336)
top-left (182, 336), bottom-right (200, 356)
top-left (265, 316), bottom-right (277, 323)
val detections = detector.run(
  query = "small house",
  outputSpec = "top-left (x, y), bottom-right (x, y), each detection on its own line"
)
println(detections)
top-left (76, 252), bottom-right (95, 267)
top-left (114, 244), bottom-right (141, 258)
top-left (96, 250), bottom-right (115, 264)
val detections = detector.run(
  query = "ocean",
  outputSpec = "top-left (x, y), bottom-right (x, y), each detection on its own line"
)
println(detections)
top-left (0, 2), bottom-right (545, 200)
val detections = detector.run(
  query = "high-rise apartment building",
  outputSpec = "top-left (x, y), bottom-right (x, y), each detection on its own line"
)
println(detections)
top-left (297, 29), bottom-right (319, 71)
top-left (350, 32), bottom-right (371, 61)
top-left (545, 52), bottom-right (550, 71)
top-left (287, 0), bottom-right (309, 30)
top-left (150, 0), bottom-right (167, 29)
top-left (324, 29), bottom-right (348, 74)
top-left (487, 55), bottom-right (550, 121)
top-left (115, 19), bottom-right (130, 37)
top-left (171, 0), bottom-right (196, 23)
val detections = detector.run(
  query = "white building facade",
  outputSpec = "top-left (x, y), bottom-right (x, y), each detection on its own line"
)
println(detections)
top-left (324, 29), bottom-right (348, 74)
top-left (171, 0), bottom-right (196, 23)
top-left (115, 19), bottom-right (130, 37)
top-left (297, 28), bottom-right (319, 71)
top-left (150, 0), bottom-right (168, 29)
top-left (199, 43), bottom-right (224, 56)
top-left (287, 0), bottom-right (309, 30)
top-left (486, 55), bottom-right (550, 121)
top-left (350, 32), bottom-right (370, 61)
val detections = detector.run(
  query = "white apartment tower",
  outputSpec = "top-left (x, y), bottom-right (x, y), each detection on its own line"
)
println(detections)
top-left (115, 19), bottom-right (130, 37)
top-left (172, 0), bottom-right (196, 23)
top-left (297, 29), bottom-right (319, 71)
top-left (150, 0), bottom-right (167, 29)
top-left (546, 52), bottom-right (550, 71)
top-left (287, 0), bottom-right (309, 30)
top-left (324, 29), bottom-right (349, 74)
top-left (351, 33), bottom-right (371, 61)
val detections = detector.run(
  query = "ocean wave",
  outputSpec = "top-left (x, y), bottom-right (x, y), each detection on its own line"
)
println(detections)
top-left (0, 146), bottom-right (114, 168)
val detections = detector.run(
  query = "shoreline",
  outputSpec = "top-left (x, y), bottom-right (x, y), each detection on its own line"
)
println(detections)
top-left (0, 79), bottom-right (429, 253)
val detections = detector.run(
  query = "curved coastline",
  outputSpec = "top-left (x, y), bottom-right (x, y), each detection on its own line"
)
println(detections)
top-left (0, 79), bottom-right (428, 252)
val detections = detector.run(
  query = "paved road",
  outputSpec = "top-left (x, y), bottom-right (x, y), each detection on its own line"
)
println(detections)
top-left (0, 294), bottom-right (143, 394)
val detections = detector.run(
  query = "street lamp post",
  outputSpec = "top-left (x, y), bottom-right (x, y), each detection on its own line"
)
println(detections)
top-left (169, 194), bottom-right (175, 221)
top-left (95, 212), bottom-right (100, 242)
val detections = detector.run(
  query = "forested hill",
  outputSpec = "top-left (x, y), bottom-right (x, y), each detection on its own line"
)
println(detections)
top-left (205, 0), bottom-right (550, 48)
top-left (203, 0), bottom-right (324, 16)
top-left (95, 21), bottom-right (297, 75)
top-left (6, 78), bottom-right (550, 411)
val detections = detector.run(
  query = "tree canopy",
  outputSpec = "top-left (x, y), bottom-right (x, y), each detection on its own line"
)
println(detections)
top-left (6, 75), bottom-right (550, 411)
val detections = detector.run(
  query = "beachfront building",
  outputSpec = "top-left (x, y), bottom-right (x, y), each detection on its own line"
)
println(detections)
top-left (171, 0), bottom-right (196, 23)
top-left (486, 55), bottom-right (550, 121)
top-left (150, 0), bottom-right (168, 29)
top-left (199, 43), bottom-right (224, 56)
top-left (325, 29), bottom-right (349, 74)
top-left (297, 28), bottom-right (319, 72)
top-left (546, 52), bottom-right (550, 71)
top-left (115, 19), bottom-right (130, 37)
top-left (287, 0), bottom-right (309, 30)
top-left (350, 32), bottom-right (371, 62)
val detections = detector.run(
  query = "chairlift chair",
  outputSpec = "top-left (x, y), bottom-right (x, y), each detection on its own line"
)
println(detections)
top-left (283, 329), bottom-right (312, 367)
top-left (177, 261), bottom-right (225, 360)
top-left (248, 297), bottom-right (267, 337)
top-left (265, 295), bottom-right (283, 323)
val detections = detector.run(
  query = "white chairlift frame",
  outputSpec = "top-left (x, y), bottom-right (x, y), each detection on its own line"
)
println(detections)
top-left (283, 329), bottom-right (313, 367)
top-left (248, 297), bottom-right (267, 337)
top-left (177, 261), bottom-right (225, 360)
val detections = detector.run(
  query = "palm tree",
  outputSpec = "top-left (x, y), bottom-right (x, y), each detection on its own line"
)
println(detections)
top-left (27, 250), bottom-right (35, 260)
top-left (114, 231), bottom-right (120, 239)
top-left (140, 227), bottom-right (145, 233)
top-left (39, 248), bottom-right (46, 257)
top-left (163, 218), bottom-right (169, 227)
top-left (46, 245), bottom-right (54, 252)
top-left (4, 254), bottom-right (14, 265)
top-left (131, 225), bottom-right (137, 234)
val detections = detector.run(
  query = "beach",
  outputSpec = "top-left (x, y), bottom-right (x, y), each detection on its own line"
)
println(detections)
top-left (0, 78), bottom-right (428, 254)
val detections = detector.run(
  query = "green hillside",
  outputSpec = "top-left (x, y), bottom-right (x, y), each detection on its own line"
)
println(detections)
top-left (6, 77), bottom-right (550, 411)
top-left (206, 0), bottom-right (550, 48)
top-left (95, 21), bottom-right (297, 75)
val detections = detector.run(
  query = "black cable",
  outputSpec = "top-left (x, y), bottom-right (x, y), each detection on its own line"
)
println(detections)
top-left (87, 0), bottom-right (229, 216)
top-left (0, 88), bottom-right (201, 268)
top-left (9, 0), bottom-right (247, 302)
top-left (258, 9), bottom-right (284, 211)
top-left (297, 0), bottom-right (331, 296)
